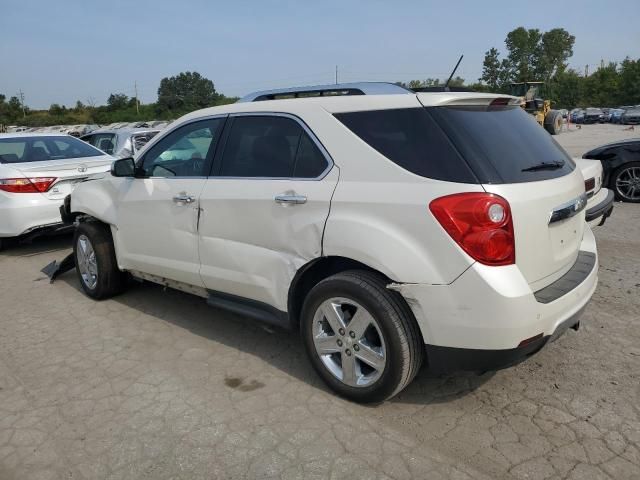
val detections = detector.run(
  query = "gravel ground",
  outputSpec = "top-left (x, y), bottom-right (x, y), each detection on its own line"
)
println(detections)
top-left (0, 125), bottom-right (638, 480)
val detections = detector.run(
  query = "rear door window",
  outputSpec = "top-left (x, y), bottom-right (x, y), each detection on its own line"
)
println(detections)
top-left (218, 115), bottom-right (329, 178)
top-left (334, 108), bottom-right (477, 183)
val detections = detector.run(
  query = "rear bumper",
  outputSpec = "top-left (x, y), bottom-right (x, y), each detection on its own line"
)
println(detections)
top-left (425, 305), bottom-right (585, 374)
top-left (393, 226), bottom-right (597, 358)
top-left (586, 188), bottom-right (614, 227)
top-left (0, 192), bottom-right (65, 238)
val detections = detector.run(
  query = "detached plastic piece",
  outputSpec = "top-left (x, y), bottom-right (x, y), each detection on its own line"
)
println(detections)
top-left (41, 253), bottom-right (75, 283)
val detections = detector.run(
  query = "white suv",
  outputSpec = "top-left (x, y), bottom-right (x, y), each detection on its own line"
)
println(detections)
top-left (63, 83), bottom-right (598, 403)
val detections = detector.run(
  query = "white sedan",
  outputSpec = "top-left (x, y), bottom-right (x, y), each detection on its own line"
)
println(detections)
top-left (0, 133), bottom-right (113, 249)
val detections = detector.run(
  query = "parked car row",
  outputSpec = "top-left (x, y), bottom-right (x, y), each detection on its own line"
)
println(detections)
top-left (569, 106), bottom-right (640, 124)
top-left (4, 120), bottom-right (174, 137)
top-left (6, 124), bottom-right (100, 136)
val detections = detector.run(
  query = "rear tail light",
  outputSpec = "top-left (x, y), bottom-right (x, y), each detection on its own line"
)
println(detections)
top-left (0, 177), bottom-right (57, 193)
top-left (429, 192), bottom-right (515, 266)
top-left (584, 177), bottom-right (595, 192)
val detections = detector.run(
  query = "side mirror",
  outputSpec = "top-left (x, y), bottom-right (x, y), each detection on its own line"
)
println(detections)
top-left (111, 157), bottom-right (136, 177)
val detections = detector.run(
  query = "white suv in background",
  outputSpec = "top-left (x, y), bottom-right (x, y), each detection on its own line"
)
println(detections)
top-left (62, 83), bottom-right (598, 402)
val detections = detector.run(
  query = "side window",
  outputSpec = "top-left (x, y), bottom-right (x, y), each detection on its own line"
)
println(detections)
top-left (219, 115), bottom-right (328, 178)
top-left (140, 119), bottom-right (223, 178)
top-left (293, 134), bottom-right (328, 178)
top-left (87, 133), bottom-right (116, 155)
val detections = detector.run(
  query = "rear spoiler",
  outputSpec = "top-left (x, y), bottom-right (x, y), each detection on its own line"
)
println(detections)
top-left (416, 92), bottom-right (521, 107)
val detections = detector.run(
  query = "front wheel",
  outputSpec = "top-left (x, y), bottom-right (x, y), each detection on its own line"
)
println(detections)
top-left (301, 270), bottom-right (423, 403)
top-left (611, 161), bottom-right (640, 203)
top-left (73, 222), bottom-right (127, 299)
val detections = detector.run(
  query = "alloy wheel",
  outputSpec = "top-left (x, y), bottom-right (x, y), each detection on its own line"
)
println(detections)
top-left (76, 234), bottom-right (98, 289)
top-left (615, 166), bottom-right (640, 201)
top-left (312, 297), bottom-right (386, 387)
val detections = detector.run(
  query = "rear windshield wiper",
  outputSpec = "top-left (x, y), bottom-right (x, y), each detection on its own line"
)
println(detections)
top-left (521, 160), bottom-right (565, 172)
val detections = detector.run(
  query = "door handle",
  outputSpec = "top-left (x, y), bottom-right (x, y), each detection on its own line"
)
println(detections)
top-left (275, 194), bottom-right (307, 205)
top-left (173, 194), bottom-right (196, 204)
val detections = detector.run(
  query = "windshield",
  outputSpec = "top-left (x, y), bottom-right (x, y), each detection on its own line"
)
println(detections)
top-left (0, 136), bottom-right (104, 163)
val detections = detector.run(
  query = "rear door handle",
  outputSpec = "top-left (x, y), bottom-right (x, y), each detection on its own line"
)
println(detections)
top-left (173, 194), bottom-right (196, 204)
top-left (275, 194), bottom-right (307, 205)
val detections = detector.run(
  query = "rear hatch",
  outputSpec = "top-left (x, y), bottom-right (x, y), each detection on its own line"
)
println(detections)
top-left (422, 96), bottom-right (586, 290)
top-left (0, 135), bottom-right (113, 200)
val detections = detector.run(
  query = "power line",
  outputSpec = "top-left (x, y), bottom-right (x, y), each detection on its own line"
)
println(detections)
top-left (134, 80), bottom-right (139, 115)
top-left (18, 90), bottom-right (26, 117)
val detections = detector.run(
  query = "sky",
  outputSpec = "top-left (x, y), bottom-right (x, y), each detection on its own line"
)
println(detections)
top-left (1, 0), bottom-right (639, 109)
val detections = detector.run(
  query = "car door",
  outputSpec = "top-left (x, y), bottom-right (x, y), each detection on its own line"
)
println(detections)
top-left (198, 113), bottom-right (338, 311)
top-left (114, 117), bottom-right (226, 286)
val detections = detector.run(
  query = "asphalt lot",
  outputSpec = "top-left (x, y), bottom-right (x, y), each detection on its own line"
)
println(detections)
top-left (0, 124), bottom-right (639, 480)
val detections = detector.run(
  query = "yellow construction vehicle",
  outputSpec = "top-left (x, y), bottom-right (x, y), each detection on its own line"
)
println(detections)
top-left (510, 81), bottom-right (563, 135)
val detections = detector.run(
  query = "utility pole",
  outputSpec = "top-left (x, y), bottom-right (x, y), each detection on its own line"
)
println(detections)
top-left (600, 59), bottom-right (604, 70)
top-left (585, 64), bottom-right (589, 77)
top-left (134, 81), bottom-right (140, 115)
top-left (335, 65), bottom-right (338, 85)
top-left (18, 90), bottom-right (26, 117)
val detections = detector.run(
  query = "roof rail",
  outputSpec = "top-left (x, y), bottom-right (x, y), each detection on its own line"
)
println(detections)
top-left (238, 82), bottom-right (412, 103)
top-left (410, 86), bottom-right (476, 93)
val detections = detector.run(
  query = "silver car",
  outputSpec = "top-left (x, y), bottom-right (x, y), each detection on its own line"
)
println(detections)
top-left (80, 128), bottom-right (160, 158)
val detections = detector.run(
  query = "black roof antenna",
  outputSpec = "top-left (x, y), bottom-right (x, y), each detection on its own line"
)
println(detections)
top-left (444, 55), bottom-right (464, 91)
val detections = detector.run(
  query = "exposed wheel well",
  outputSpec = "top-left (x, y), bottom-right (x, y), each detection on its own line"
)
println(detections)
top-left (287, 256), bottom-right (392, 329)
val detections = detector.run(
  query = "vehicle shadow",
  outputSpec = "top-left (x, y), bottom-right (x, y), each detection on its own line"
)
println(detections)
top-left (58, 272), bottom-right (492, 405)
top-left (0, 233), bottom-right (73, 258)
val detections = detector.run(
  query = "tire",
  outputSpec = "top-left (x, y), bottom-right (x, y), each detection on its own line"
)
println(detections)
top-left (301, 270), bottom-right (423, 403)
top-left (544, 110), bottom-right (562, 135)
top-left (73, 222), bottom-right (127, 299)
top-left (610, 161), bottom-right (640, 203)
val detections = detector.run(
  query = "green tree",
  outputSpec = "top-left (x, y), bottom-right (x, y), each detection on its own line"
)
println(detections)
top-left (49, 103), bottom-right (65, 116)
top-left (107, 93), bottom-right (130, 110)
top-left (505, 27), bottom-right (542, 82)
top-left (551, 69), bottom-right (583, 108)
top-left (157, 71), bottom-right (219, 112)
top-left (618, 57), bottom-right (640, 105)
top-left (583, 63), bottom-right (619, 106)
top-left (481, 47), bottom-right (501, 90)
top-left (536, 28), bottom-right (575, 79)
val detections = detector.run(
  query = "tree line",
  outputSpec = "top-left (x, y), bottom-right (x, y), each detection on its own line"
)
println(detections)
top-left (1, 71), bottom-right (238, 127)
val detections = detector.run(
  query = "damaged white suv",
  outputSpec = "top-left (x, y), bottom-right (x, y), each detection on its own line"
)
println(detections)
top-left (62, 83), bottom-right (599, 402)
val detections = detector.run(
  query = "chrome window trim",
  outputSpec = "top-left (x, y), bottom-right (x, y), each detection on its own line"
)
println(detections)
top-left (214, 111), bottom-right (334, 181)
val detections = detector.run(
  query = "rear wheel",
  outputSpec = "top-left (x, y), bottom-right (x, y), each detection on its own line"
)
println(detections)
top-left (73, 222), bottom-right (127, 299)
top-left (301, 270), bottom-right (423, 403)
top-left (611, 161), bottom-right (640, 203)
top-left (544, 110), bottom-right (562, 135)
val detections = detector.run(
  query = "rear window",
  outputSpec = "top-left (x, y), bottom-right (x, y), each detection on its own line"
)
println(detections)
top-left (335, 108), bottom-right (476, 183)
top-left (0, 136), bottom-right (104, 163)
top-left (429, 106), bottom-right (575, 183)
top-left (335, 106), bottom-right (575, 184)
